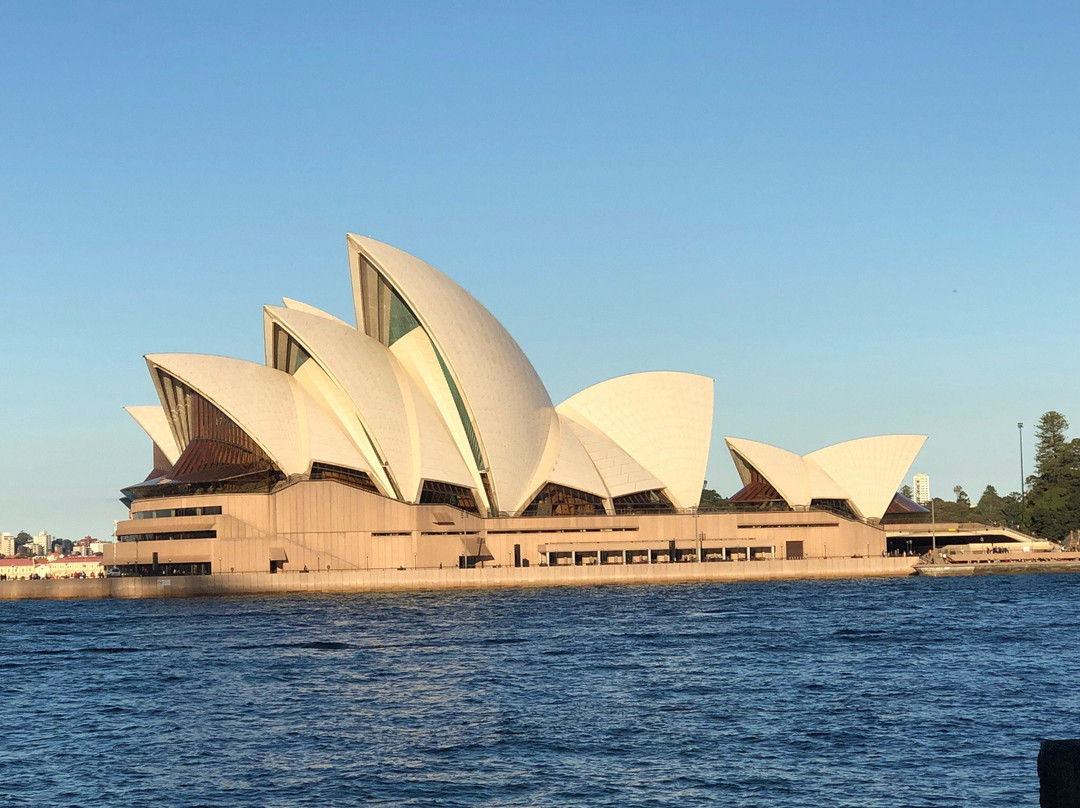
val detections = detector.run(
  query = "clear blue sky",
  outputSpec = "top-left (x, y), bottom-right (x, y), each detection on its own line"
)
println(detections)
top-left (2, 1), bottom-right (1078, 539)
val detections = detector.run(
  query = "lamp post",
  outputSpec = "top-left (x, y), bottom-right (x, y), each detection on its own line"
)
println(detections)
top-left (930, 487), bottom-right (937, 564)
top-left (694, 507), bottom-right (701, 562)
top-left (1018, 422), bottom-right (1025, 501)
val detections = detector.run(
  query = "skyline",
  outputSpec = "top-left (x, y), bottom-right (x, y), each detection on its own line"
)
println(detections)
top-left (2, 2), bottom-right (1078, 538)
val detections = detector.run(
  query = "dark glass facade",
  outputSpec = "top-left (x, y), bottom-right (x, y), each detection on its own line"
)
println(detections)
top-left (522, 483), bottom-right (605, 517)
top-left (419, 480), bottom-right (479, 514)
top-left (612, 489), bottom-right (675, 515)
top-left (309, 462), bottom-right (380, 493)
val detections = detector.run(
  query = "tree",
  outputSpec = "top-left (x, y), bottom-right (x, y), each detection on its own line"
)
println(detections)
top-left (900, 484), bottom-right (913, 499)
top-left (954, 485), bottom-right (970, 508)
top-left (931, 496), bottom-right (971, 524)
top-left (972, 484), bottom-right (1023, 526)
top-left (1000, 491), bottom-right (1023, 528)
top-left (1036, 411), bottom-right (1071, 480)
top-left (14, 531), bottom-right (31, 549)
top-left (1022, 411), bottom-right (1080, 540)
top-left (699, 482), bottom-right (727, 509)
top-left (1026, 485), bottom-right (1079, 542)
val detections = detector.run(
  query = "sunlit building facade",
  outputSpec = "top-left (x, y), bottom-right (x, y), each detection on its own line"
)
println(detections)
top-left (913, 473), bottom-right (931, 505)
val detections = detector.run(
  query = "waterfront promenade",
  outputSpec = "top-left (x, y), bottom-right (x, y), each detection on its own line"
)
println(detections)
top-left (0, 556), bottom-right (918, 600)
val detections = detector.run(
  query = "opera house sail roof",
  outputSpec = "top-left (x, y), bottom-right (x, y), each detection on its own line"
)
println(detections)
top-left (125, 235), bottom-right (926, 525)
top-left (124, 235), bottom-right (720, 518)
top-left (724, 434), bottom-right (928, 521)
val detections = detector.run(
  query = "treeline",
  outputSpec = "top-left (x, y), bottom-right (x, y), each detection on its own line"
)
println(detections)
top-left (908, 484), bottom-right (1021, 527)
top-left (917, 411), bottom-right (1080, 542)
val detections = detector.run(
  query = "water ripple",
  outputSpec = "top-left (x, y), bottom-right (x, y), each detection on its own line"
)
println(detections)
top-left (0, 575), bottom-right (1073, 806)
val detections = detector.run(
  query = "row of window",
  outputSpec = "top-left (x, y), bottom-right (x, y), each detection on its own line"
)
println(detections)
top-left (119, 531), bottom-right (217, 543)
top-left (133, 506), bottom-right (222, 520)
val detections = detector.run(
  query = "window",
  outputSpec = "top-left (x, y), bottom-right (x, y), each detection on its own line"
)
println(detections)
top-left (419, 480), bottom-right (479, 514)
top-left (310, 463), bottom-right (380, 493)
top-left (272, 325), bottom-right (311, 374)
top-left (522, 483), bottom-right (605, 517)
top-left (612, 489), bottom-right (675, 515)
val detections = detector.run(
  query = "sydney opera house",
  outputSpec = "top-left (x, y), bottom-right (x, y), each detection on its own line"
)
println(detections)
top-left (109, 235), bottom-right (926, 576)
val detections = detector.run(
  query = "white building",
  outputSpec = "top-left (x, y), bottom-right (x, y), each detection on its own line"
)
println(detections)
top-left (108, 234), bottom-right (926, 575)
top-left (913, 473), bottom-right (930, 505)
top-left (35, 531), bottom-right (54, 553)
top-left (0, 533), bottom-right (14, 557)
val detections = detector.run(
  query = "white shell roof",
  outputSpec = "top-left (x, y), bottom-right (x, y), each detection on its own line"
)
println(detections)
top-left (726, 437), bottom-right (813, 508)
top-left (557, 372), bottom-right (714, 509)
top-left (806, 435), bottom-right (927, 520)
top-left (125, 234), bottom-right (927, 526)
top-left (124, 405), bottom-right (181, 466)
top-left (559, 416), bottom-right (665, 499)
top-left (281, 298), bottom-right (351, 327)
top-left (145, 353), bottom-right (373, 478)
top-left (544, 415), bottom-right (610, 502)
top-left (390, 327), bottom-right (491, 509)
top-left (290, 359), bottom-right (393, 495)
top-left (264, 305), bottom-right (473, 500)
top-left (348, 235), bottom-right (558, 514)
top-left (725, 434), bottom-right (926, 520)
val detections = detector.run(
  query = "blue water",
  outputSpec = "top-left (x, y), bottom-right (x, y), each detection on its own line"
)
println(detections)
top-left (2, 574), bottom-right (1077, 807)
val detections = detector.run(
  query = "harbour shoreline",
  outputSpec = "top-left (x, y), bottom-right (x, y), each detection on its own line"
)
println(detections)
top-left (0, 556), bottom-right (919, 600)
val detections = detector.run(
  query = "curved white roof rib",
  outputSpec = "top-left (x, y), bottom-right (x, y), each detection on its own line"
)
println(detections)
top-left (542, 415), bottom-right (611, 503)
top-left (806, 435), bottom-right (927, 520)
top-left (124, 405), bottom-right (181, 465)
top-left (557, 372), bottom-right (714, 509)
top-left (264, 306), bottom-right (473, 501)
top-left (559, 416), bottom-right (665, 498)
top-left (144, 354), bottom-right (373, 478)
top-left (390, 327), bottom-right (491, 511)
top-left (348, 235), bottom-right (558, 514)
top-left (281, 298), bottom-right (351, 327)
top-left (725, 437), bottom-right (816, 509)
top-left (288, 358), bottom-right (394, 494)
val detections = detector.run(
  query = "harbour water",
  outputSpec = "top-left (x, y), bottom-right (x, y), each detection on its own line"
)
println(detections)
top-left (3, 574), bottom-right (1077, 806)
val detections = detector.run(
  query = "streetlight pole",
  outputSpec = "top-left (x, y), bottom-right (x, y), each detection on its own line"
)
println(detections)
top-left (1018, 422), bottom-right (1025, 502)
top-left (930, 499), bottom-right (937, 563)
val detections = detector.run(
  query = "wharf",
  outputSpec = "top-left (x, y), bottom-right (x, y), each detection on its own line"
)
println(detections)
top-left (916, 553), bottom-right (1080, 577)
top-left (0, 556), bottom-right (919, 601)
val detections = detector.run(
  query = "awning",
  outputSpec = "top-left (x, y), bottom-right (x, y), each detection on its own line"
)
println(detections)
top-left (461, 535), bottom-right (484, 556)
top-left (269, 547), bottom-right (288, 562)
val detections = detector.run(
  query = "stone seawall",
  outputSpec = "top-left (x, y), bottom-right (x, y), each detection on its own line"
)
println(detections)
top-left (0, 557), bottom-right (919, 601)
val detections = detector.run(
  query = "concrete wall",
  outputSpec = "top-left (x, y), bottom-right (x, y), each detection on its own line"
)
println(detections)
top-left (0, 556), bottom-right (919, 600)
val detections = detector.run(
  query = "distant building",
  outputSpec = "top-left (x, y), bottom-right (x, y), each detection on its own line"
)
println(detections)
top-left (35, 531), bottom-right (54, 553)
top-left (0, 556), bottom-right (105, 579)
top-left (71, 537), bottom-right (106, 556)
top-left (913, 473), bottom-right (930, 505)
top-left (46, 556), bottom-right (105, 578)
top-left (0, 558), bottom-right (34, 579)
top-left (0, 533), bottom-right (14, 557)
